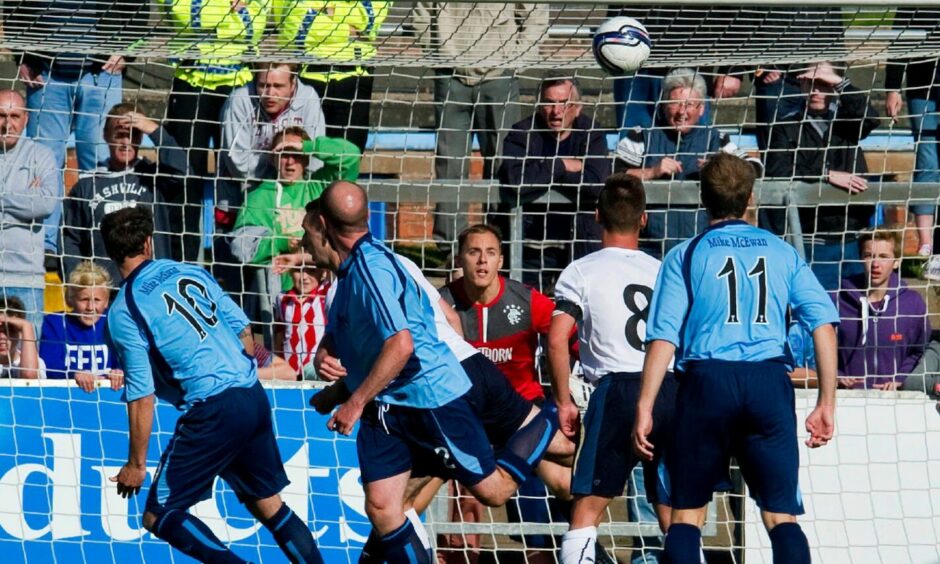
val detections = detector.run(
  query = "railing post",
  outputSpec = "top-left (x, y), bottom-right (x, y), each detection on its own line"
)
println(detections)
top-left (510, 203), bottom-right (524, 282)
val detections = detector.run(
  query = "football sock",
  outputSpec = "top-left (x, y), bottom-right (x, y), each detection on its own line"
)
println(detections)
top-left (262, 503), bottom-right (325, 564)
top-left (768, 522), bottom-right (810, 564)
top-left (359, 530), bottom-right (382, 564)
top-left (381, 519), bottom-right (431, 564)
top-left (497, 404), bottom-right (560, 483)
top-left (152, 509), bottom-right (248, 563)
top-left (560, 526), bottom-right (597, 564)
top-left (405, 508), bottom-right (434, 561)
top-left (662, 523), bottom-right (701, 564)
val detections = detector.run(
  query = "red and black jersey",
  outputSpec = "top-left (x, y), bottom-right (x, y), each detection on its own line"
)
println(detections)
top-left (440, 276), bottom-right (553, 401)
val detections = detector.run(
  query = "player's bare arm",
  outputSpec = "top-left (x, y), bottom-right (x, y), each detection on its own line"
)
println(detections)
top-left (239, 326), bottom-right (253, 355)
top-left (806, 323), bottom-right (837, 448)
top-left (547, 311), bottom-right (579, 438)
top-left (328, 329), bottom-right (414, 435)
top-left (110, 393), bottom-right (155, 498)
top-left (633, 339), bottom-right (676, 461)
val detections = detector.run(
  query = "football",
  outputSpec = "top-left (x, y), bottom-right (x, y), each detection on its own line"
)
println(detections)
top-left (592, 16), bottom-right (652, 75)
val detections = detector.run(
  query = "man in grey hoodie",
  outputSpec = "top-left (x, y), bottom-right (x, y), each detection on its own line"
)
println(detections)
top-left (0, 89), bottom-right (61, 334)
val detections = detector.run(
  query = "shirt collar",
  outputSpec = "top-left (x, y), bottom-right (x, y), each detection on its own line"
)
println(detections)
top-left (337, 233), bottom-right (374, 278)
top-left (121, 259), bottom-right (152, 287)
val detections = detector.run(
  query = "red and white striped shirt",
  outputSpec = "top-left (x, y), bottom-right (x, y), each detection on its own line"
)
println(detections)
top-left (275, 282), bottom-right (330, 374)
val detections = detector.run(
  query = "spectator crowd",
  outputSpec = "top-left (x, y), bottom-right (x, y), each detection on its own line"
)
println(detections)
top-left (0, 6), bottom-right (937, 413)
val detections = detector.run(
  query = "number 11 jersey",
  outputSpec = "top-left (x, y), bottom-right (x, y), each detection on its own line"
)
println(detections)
top-left (108, 259), bottom-right (257, 410)
top-left (647, 220), bottom-right (839, 372)
top-left (554, 246), bottom-right (668, 383)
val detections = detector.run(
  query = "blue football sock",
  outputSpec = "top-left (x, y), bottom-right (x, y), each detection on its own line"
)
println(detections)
top-left (380, 519), bottom-right (431, 564)
top-left (768, 522), bottom-right (810, 564)
top-left (152, 509), bottom-right (248, 563)
top-left (262, 503), bottom-right (324, 564)
top-left (359, 529), bottom-right (382, 564)
top-left (497, 404), bottom-right (559, 483)
top-left (662, 523), bottom-right (701, 564)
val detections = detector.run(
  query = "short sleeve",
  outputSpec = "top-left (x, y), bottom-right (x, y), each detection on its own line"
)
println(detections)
top-left (107, 306), bottom-right (155, 402)
top-left (552, 265), bottom-right (584, 320)
top-left (646, 247), bottom-right (690, 346)
top-left (789, 256), bottom-right (840, 332)
top-left (530, 288), bottom-right (555, 335)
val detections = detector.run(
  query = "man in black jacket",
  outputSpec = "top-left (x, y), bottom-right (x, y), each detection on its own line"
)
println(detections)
top-left (498, 78), bottom-right (611, 292)
top-left (63, 105), bottom-right (188, 283)
top-left (765, 62), bottom-right (880, 291)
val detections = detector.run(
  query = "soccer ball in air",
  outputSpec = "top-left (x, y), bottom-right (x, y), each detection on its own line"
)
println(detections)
top-left (592, 16), bottom-right (652, 75)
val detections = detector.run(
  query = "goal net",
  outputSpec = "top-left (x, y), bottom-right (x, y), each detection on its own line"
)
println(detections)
top-left (0, 1), bottom-right (939, 562)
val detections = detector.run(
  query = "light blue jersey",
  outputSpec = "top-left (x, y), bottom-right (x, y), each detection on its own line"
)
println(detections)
top-left (647, 220), bottom-right (839, 371)
top-left (328, 233), bottom-right (470, 408)
top-left (108, 260), bottom-right (257, 409)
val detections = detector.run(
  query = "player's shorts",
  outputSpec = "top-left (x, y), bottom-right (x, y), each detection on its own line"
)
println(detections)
top-left (572, 372), bottom-right (677, 504)
top-left (410, 353), bottom-right (534, 481)
top-left (664, 359), bottom-right (804, 515)
top-left (356, 392), bottom-right (497, 487)
top-left (145, 382), bottom-right (289, 517)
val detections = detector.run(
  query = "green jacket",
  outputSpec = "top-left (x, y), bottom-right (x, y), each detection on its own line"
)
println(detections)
top-left (231, 136), bottom-right (360, 288)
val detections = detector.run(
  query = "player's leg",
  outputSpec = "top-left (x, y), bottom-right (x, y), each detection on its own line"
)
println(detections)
top-left (561, 375), bottom-right (632, 564)
top-left (142, 391), bottom-right (258, 562)
top-left (737, 361), bottom-right (810, 564)
top-left (222, 383), bottom-right (322, 563)
top-left (661, 363), bottom-right (738, 564)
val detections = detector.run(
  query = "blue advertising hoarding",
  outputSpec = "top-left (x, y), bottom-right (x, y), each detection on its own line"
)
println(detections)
top-left (0, 382), bottom-right (368, 563)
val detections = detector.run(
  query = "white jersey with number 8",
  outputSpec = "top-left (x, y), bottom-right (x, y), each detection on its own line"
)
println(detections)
top-left (553, 246), bottom-right (671, 383)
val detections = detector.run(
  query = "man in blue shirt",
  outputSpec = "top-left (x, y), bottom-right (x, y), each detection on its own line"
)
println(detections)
top-left (311, 181), bottom-right (560, 564)
top-left (103, 206), bottom-right (322, 564)
top-left (632, 154), bottom-right (840, 564)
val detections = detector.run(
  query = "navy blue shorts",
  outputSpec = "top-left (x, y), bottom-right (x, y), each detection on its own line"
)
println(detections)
top-left (665, 360), bottom-right (804, 515)
top-left (145, 383), bottom-right (289, 516)
top-left (572, 372), bottom-right (677, 504)
top-left (356, 393), bottom-right (497, 486)
top-left (411, 353), bottom-right (533, 480)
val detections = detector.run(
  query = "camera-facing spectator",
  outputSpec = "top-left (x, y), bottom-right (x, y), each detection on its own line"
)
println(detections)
top-left (616, 68), bottom-right (762, 258)
top-left (0, 90), bottom-right (60, 334)
top-left (765, 62), bottom-right (879, 291)
top-left (498, 77), bottom-right (611, 291)
top-left (274, 264), bottom-right (332, 380)
top-left (836, 231), bottom-right (931, 390)
top-left (220, 62), bottom-right (327, 190)
top-left (39, 261), bottom-right (122, 392)
top-left (63, 104), bottom-right (188, 283)
top-left (0, 296), bottom-right (41, 379)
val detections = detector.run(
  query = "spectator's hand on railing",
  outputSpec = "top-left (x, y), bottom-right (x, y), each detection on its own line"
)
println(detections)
top-left (838, 376), bottom-right (862, 389)
top-left (108, 370), bottom-right (125, 391)
top-left (874, 381), bottom-right (901, 391)
top-left (885, 91), bottom-right (903, 124)
top-left (653, 157), bottom-right (683, 179)
top-left (713, 74), bottom-right (742, 99)
top-left (102, 55), bottom-right (126, 74)
top-left (827, 170), bottom-right (868, 194)
top-left (17, 64), bottom-right (43, 87)
top-left (74, 372), bottom-right (97, 394)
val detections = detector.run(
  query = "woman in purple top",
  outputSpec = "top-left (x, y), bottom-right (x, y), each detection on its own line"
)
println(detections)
top-left (837, 231), bottom-right (931, 390)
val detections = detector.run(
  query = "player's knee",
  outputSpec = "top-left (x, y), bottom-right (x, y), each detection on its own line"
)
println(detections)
top-left (762, 510), bottom-right (798, 531)
top-left (365, 494), bottom-right (404, 524)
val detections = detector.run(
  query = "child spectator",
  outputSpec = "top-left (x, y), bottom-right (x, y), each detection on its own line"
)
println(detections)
top-left (0, 296), bottom-right (41, 378)
top-left (836, 231), bottom-right (931, 390)
top-left (273, 264), bottom-right (332, 379)
top-left (39, 262), bottom-right (123, 392)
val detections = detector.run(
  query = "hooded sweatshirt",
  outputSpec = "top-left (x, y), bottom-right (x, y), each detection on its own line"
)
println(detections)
top-left (62, 126), bottom-right (188, 283)
top-left (220, 79), bottom-right (327, 183)
top-left (836, 272), bottom-right (931, 388)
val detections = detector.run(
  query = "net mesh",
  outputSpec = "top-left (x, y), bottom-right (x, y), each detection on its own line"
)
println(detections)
top-left (0, 1), bottom-right (939, 563)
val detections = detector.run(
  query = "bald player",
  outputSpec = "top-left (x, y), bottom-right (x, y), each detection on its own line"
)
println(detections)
top-left (308, 181), bottom-right (563, 564)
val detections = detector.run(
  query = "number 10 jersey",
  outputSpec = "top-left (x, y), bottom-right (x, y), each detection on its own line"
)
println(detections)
top-left (554, 246), bottom-right (668, 383)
